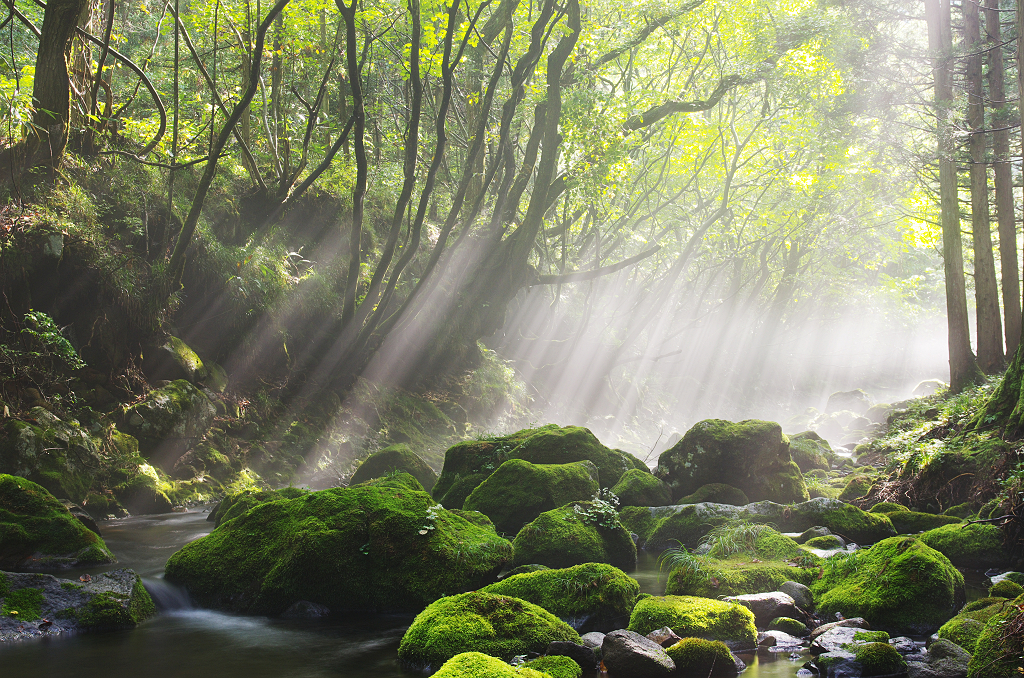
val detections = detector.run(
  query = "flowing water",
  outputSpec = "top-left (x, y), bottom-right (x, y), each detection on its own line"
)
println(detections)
top-left (2, 509), bottom-right (986, 678)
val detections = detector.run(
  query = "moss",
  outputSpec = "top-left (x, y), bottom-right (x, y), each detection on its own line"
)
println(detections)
top-left (853, 630), bottom-right (891, 643)
top-left (449, 509), bottom-right (495, 530)
top-left (768, 617), bottom-right (808, 635)
top-left (397, 591), bottom-right (580, 671)
top-left (0, 572), bottom-right (7, 598)
top-left (991, 580), bottom-right (1024, 598)
top-left (482, 562), bottom-right (638, 621)
top-left (611, 468), bottom-right (670, 507)
top-left (646, 504), bottom-right (732, 549)
top-left (918, 522), bottom-right (1010, 569)
top-left (524, 655), bottom-right (582, 678)
top-left (967, 594), bottom-right (1024, 678)
top-left (810, 536), bottom-right (965, 634)
top-left (938, 600), bottom-right (1008, 653)
top-left (1004, 572), bottom-right (1024, 586)
top-left (677, 483), bottom-right (749, 506)
top-left (350, 444), bottom-right (438, 491)
top-left (166, 483), bottom-right (513, 614)
top-left (504, 564), bottom-right (550, 577)
top-left (788, 431), bottom-right (834, 473)
top-left (657, 419), bottom-right (808, 503)
top-left (0, 474), bottom-right (115, 568)
top-left (627, 595), bottom-right (757, 645)
top-left (705, 525), bottom-right (805, 561)
top-left (853, 642), bottom-right (907, 676)
top-left (437, 473), bottom-right (490, 509)
top-left (665, 637), bottom-right (735, 676)
top-left (869, 502), bottom-right (909, 513)
top-left (886, 511), bottom-right (962, 534)
top-left (510, 501), bottom-right (636, 571)
top-left (464, 459), bottom-right (599, 535)
top-left (79, 578), bottom-right (156, 629)
top-left (787, 499), bottom-right (896, 544)
top-left (1, 586), bottom-right (44, 620)
top-left (618, 505), bottom-right (657, 544)
top-left (431, 652), bottom-right (548, 678)
top-left (805, 535), bottom-right (844, 549)
top-left (838, 473), bottom-right (874, 500)
top-left (666, 558), bottom-right (818, 598)
top-left (209, 488), bottom-right (304, 527)
top-left (511, 426), bottom-right (643, 488)
top-left (943, 502), bottom-right (975, 519)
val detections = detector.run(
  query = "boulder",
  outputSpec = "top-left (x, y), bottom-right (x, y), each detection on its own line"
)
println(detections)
top-left (510, 501), bottom-right (637, 571)
top-left (779, 581), bottom-right (814, 610)
top-left (816, 642), bottom-right (908, 677)
top-left (723, 591), bottom-right (798, 626)
top-left (165, 477), bottom-right (513, 614)
top-left (811, 537), bottom-right (965, 634)
top-left (657, 419), bottom-right (808, 503)
top-left (112, 464), bottom-right (173, 515)
top-left (0, 568), bottom-right (154, 641)
top-left (396, 591), bottom-right (579, 672)
top-left (907, 639), bottom-right (970, 678)
top-left (913, 380), bottom-right (946, 397)
top-left (628, 595), bottom-right (757, 648)
top-left (937, 598), bottom-right (1012, 653)
top-left (763, 629), bottom-right (805, 648)
top-left (807, 534), bottom-right (846, 549)
top-left (887, 511), bottom-right (961, 534)
top-left (141, 336), bottom-right (209, 384)
top-left (826, 390), bottom-right (872, 415)
top-left (789, 431), bottom-right (834, 472)
top-left (796, 525), bottom-right (834, 543)
top-left (524, 655), bottom-right (584, 678)
top-left (665, 637), bottom-right (743, 677)
top-left (349, 444), bottom-right (437, 491)
top-left (918, 522), bottom-right (1010, 569)
top-left (611, 468), bottom-right (671, 507)
top-left (676, 483), bottom-right (749, 506)
top-left (0, 474), bottom-right (116, 570)
top-left (646, 626), bottom-right (682, 648)
top-left (481, 563), bottom-right (638, 632)
top-left (839, 473), bottom-right (875, 501)
top-left (463, 459), bottom-right (599, 534)
top-left (430, 652), bottom-right (548, 678)
top-left (809, 618), bottom-right (871, 641)
top-left (119, 380), bottom-right (216, 471)
top-left (601, 629), bottom-right (675, 678)
top-left (967, 593), bottom-right (1024, 677)
top-left (208, 486), bottom-right (312, 526)
top-left (545, 640), bottom-right (599, 672)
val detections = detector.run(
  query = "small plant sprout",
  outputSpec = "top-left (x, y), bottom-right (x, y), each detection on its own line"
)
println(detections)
top-left (419, 503), bottom-right (443, 535)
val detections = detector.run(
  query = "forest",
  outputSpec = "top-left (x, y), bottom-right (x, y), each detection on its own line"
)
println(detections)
top-left (2, 0), bottom-right (1024, 676)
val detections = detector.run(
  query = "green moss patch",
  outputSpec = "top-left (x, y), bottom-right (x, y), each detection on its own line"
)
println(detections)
top-left (431, 652), bottom-right (547, 678)
top-left (990, 580), bottom-right (1024, 599)
top-left (838, 473), bottom-right (874, 500)
top-left (768, 617), bottom-right (808, 635)
top-left (665, 637), bottom-right (735, 676)
top-left (666, 557), bottom-right (817, 598)
top-left (869, 502), bottom-right (909, 513)
top-left (886, 511), bottom-right (961, 534)
top-left (611, 468), bottom-right (670, 507)
top-left (967, 594), bottom-right (1024, 678)
top-left (397, 591), bottom-right (580, 671)
top-left (350, 444), bottom-right (437, 491)
top-left (166, 482), bottom-right (513, 614)
top-left (918, 522), bottom-right (1010, 569)
top-left (510, 501), bottom-right (636, 571)
top-left (788, 431), bottom-right (834, 472)
top-left (677, 483), bottom-right (749, 506)
top-left (811, 536), bottom-right (964, 634)
top-left (853, 642), bottom-right (907, 675)
top-left (524, 655), bottom-right (582, 678)
top-left (938, 599), bottom-right (1008, 653)
top-left (2, 586), bottom-right (44, 620)
top-left (482, 562), bottom-right (638, 622)
top-left (805, 535), bottom-right (844, 549)
top-left (628, 595), bottom-right (756, 645)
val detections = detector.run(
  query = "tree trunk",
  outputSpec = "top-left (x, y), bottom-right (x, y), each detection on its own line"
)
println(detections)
top-left (927, 0), bottom-right (982, 392)
top-left (986, 0), bottom-right (1021, 357)
top-left (30, 0), bottom-right (92, 164)
top-left (965, 0), bottom-right (1003, 372)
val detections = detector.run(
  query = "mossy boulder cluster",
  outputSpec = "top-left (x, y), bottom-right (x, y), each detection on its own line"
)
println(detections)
top-left (0, 568), bottom-right (155, 641)
top-left (967, 593), bottom-right (1024, 677)
top-left (0, 474), bottom-right (116, 570)
top-left (165, 475), bottom-right (513, 614)
top-left (510, 501), bottom-right (637, 571)
top-left (656, 419), bottom-right (809, 504)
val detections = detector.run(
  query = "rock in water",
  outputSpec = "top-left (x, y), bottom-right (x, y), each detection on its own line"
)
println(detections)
top-left (510, 501), bottom-right (637, 571)
top-left (164, 476), bottom-right (512, 615)
top-left (656, 419), bottom-right (808, 503)
top-left (0, 568), bottom-right (154, 641)
top-left (601, 629), bottom-right (676, 677)
top-left (0, 474), bottom-right (116, 570)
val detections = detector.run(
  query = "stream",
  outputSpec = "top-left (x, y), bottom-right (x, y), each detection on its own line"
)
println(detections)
top-left (0, 508), bottom-right (987, 677)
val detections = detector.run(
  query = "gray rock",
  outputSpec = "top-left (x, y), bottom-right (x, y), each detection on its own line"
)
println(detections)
top-left (580, 631), bottom-right (605, 650)
top-left (810, 617), bottom-right (871, 641)
top-left (280, 600), bottom-right (330, 619)
top-left (601, 629), bottom-right (675, 677)
top-left (764, 630), bottom-right (806, 649)
top-left (905, 639), bottom-right (969, 678)
top-left (0, 569), bottom-right (154, 642)
top-left (780, 581), bottom-right (814, 610)
top-left (796, 526), bottom-right (833, 543)
top-left (546, 640), bottom-right (599, 672)
top-left (645, 626), bottom-right (681, 648)
top-left (119, 380), bottom-right (216, 470)
top-left (889, 636), bottom-right (921, 655)
top-left (723, 591), bottom-right (798, 626)
top-left (811, 627), bottom-right (861, 654)
top-left (826, 390), bottom-right (872, 415)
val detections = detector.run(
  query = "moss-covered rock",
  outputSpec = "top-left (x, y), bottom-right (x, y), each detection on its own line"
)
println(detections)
top-left (853, 642), bottom-right (907, 676)
top-left (618, 505), bottom-right (658, 545)
top-left (676, 483), bottom-right (749, 506)
top-left (991, 580), bottom-right (1024, 599)
top-left (886, 511), bottom-right (961, 534)
top-left (482, 563), bottom-right (638, 630)
top-left (918, 522), bottom-right (1010, 569)
top-left (667, 558), bottom-right (818, 599)
top-left (524, 655), bottom-right (581, 678)
top-left (805, 534), bottom-right (844, 549)
top-left (0, 474), bottom-right (116, 570)
top-left (119, 380), bottom-right (216, 471)
top-left (165, 479), bottom-right (513, 614)
top-left (112, 463), bottom-right (174, 515)
top-left (628, 595), bottom-right (756, 646)
top-left (611, 469), bottom-right (670, 507)
top-left (768, 617), bottom-right (808, 636)
top-left (788, 431), bottom-right (833, 473)
top-left (967, 594), bottom-right (1024, 678)
top-left (349, 444), bottom-right (438, 491)
top-left (430, 652), bottom-right (548, 678)
top-left (397, 591), bottom-right (580, 671)
top-left (510, 501), bottom-right (636, 571)
top-left (464, 459), bottom-right (599, 535)
top-left (811, 536), bottom-right (965, 634)
top-left (0, 568), bottom-right (154, 640)
top-left (665, 637), bottom-right (738, 677)
top-left (838, 473), bottom-right (874, 500)
top-left (937, 598), bottom-right (1009, 652)
top-left (207, 486), bottom-right (308, 527)
top-left (657, 419), bottom-right (809, 503)
top-left (869, 502), bottom-right (908, 513)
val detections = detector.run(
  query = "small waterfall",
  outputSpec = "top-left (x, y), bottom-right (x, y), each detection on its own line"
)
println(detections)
top-left (144, 577), bottom-right (195, 611)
